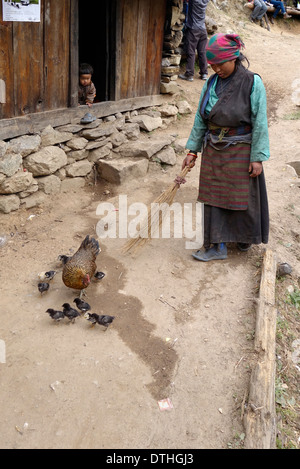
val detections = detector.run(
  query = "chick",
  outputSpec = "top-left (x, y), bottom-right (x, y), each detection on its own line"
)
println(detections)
top-left (84, 313), bottom-right (115, 330)
top-left (38, 282), bottom-right (50, 295)
top-left (46, 309), bottom-right (65, 322)
top-left (62, 303), bottom-right (80, 323)
top-left (58, 254), bottom-right (70, 265)
top-left (94, 271), bottom-right (105, 280)
top-left (73, 298), bottom-right (91, 313)
top-left (45, 270), bottom-right (57, 281)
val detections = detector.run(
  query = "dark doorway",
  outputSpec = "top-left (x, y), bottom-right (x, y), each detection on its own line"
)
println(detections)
top-left (78, 0), bottom-right (116, 102)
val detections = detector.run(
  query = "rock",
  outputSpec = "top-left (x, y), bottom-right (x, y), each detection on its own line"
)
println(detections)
top-left (118, 137), bottom-right (173, 159)
top-left (110, 131), bottom-right (128, 148)
top-left (160, 81), bottom-right (179, 94)
top-left (67, 149), bottom-right (89, 161)
top-left (0, 171), bottom-right (34, 194)
top-left (0, 194), bottom-right (20, 213)
top-left (61, 177), bottom-right (86, 192)
top-left (154, 146), bottom-right (177, 165)
top-left (0, 153), bottom-right (22, 177)
top-left (67, 137), bottom-right (89, 150)
top-left (85, 137), bottom-right (111, 151)
top-left (37, 174), bottom-right (62, 194)
top-left (205, 16), bottom-right (218, 34)
top-left (277, 263), bottom-right (292, 277)
top-left (121, 123), bottom-right (140, 140)
top-left (96, 158), bottom-right (149, 185)
top-left (173, 137), bottom-right (188, 153)
top-left (19, 181), bottom-right (39, 198)
top-left (81, 122), bottom-right (117, 140)
top-left (88, 143), bottom-right (113, 163)
top-left (130, 115), bottom-right (163, 132)
top-left (55, 124), bottom-right (83, 133)
top-left (176, 100), bottom-right (192, 115)
top-left (23, 146), bottom-right (67, 176)
top-left (159, 104), bottom-right (178, 117)
top-left (0, 141), bottom-right (8, 158)
top-left (40, 125), bottom-right (73, 147)
top-left (65, 160), bottom-right (93, 178)
top-left (7, 134), bottom-right (41, 157)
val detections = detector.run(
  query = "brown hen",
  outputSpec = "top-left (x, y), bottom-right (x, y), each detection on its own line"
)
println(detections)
top-left (62, 235), bottom-right (100, 297)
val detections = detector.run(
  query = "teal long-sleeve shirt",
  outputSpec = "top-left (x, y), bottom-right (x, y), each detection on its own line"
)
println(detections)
top-left (186, 74), bottom-right (270, 162)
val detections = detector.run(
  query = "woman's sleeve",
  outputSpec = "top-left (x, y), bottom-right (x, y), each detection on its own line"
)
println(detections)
top-left (185, 83), bottom-right (208, 153)
top-left (250, 75), bottom-right (270, 162)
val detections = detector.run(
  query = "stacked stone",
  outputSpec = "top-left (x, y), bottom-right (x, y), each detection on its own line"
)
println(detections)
top-left (161, 0), bottom-right (185, 95)
top-left (0, 101), bottom-right (192, 214)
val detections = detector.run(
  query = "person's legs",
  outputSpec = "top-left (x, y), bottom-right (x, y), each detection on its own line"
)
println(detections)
top-left (196, 29), bottom-right (208, 78)
top-left (184, 28), bottom-right (201, 77)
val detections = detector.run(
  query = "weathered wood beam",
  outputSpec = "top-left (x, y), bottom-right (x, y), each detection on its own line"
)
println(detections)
top-left (244, 248), bottom-right (278, 449)
top-left (0, 94), bottom-right (165, 141)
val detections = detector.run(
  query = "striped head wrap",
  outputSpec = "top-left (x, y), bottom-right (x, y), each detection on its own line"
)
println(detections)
top-left (206, 33), bottom-right (245, 65)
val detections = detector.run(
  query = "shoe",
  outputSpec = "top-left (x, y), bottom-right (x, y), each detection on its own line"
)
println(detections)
top-left (192, 243), bottom-right (227, 262)
top-left (269, 16), bottom-right (274, 24)
top-left (179, 73), bottom-right (193, 82)
top-left (80, 112), bottom-right (96, 124)
top-left (283, 13), bottom-right (292, 18)
top-left (237, 243), bottom-right (252, 252)
top-left (200, 74), bottom-right (208, 80)
top-left (259, 19), bottom-right (264, 28)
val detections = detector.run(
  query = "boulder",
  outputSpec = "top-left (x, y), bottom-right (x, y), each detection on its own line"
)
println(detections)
top-left (97, 158), bottom-right (149, 185)
top-left (67, 137), bottom-right (88, 151)
top-left (20, 191), bottom-right (47, 209)
top-left (160, 81), bottom-right (179, 95)
top-left (37, 174), bottom-right (62, 194)
top-left (88, 143), bottom-right (113, 163)
top-left (154, 147), bottom-right (177, 165)
top-left (121, 123), bottom-right (140, 140)
top-left (7, 134), bottom-right (41, 157)
top-left (130, 115), bottom-right (163, 132)
top-left (65, 160), bottom-right (93, 178)
top-left (0, 194), bottom-right (20, 213)
top-left (23, 146), bottom-right (67, 176)
top-left (118, 137), bottom-right (173, 159)
top-left (0, 171), bottom-right (34, 194)
top-left (81, 122), bottom-right (117, 140)
top-left (159, 104), bottom-right (178, 117)
top-left (0, 153), bottom-right (22, 177)
top-left (0, 141), bottom-right (8, 158)
top-left (40, 125), bottom-right (73, 147)
top-left (176, 100), bottom-right (192, 115)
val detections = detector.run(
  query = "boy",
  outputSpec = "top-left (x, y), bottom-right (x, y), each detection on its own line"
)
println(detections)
top-left (78, 63), bottom-right (96, 107)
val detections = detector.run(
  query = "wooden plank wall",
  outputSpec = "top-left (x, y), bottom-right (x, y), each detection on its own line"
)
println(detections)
top-left (0, 0), bottom-right (71, 119)
top-left (117, 0), bottom-right (166, 100)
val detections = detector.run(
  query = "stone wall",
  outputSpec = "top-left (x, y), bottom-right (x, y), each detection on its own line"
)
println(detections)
top-left (0, 100), bottom-right (192, 214)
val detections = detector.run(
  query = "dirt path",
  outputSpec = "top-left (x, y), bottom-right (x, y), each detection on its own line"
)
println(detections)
top-left (0, 17), bottom-right (299, 449)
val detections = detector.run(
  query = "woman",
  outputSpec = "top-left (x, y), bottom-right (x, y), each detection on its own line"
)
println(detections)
top-left (182, 33), bottom-right (270, 261)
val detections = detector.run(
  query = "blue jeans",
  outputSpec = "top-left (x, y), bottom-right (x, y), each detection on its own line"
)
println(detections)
top-left (269, 0), bottom-right (286, 17)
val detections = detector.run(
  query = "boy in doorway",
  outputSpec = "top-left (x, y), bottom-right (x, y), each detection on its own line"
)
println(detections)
top-left (78, 63), bottom-right (96, 107)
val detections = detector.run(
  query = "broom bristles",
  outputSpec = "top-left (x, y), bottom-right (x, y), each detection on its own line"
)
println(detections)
top-left (122, 165), bottom-right (191, 254)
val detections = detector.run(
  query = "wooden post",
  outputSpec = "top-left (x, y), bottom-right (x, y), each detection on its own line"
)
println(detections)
top-left (244, 249), bottom-right (278, 449)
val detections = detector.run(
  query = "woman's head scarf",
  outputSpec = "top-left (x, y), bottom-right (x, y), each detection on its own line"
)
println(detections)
top-left (206, 33), bottom-right (245, 65)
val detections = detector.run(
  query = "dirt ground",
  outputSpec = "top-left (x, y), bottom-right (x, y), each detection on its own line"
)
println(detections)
top-left (0, 13), bottom-right (299, 450)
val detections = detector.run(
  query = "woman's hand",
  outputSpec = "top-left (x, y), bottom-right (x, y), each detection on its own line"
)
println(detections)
top-left (249, 161), bottom-right (262, 178)
top-left (182, 153), bottom-right (197, 170)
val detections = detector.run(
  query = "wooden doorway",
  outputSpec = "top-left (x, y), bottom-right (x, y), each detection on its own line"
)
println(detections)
top-left (78, 0), bottom-right (116, 102)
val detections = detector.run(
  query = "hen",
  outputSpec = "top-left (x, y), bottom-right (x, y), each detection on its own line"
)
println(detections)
top-left (62, 235), bottom-right (100, 297)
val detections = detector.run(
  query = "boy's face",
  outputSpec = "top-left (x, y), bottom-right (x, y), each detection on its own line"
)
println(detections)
top-left (80, 74), bottom-right (92, 87)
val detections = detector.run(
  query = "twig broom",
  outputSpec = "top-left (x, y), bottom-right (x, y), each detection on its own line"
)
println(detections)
top-left (122, 164), bottom-right (193, 254)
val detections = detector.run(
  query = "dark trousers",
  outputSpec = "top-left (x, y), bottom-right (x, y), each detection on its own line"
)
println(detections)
top-left (184, 27), bottom-right (208, 77)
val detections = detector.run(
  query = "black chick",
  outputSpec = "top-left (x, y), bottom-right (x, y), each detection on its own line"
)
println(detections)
top-left (73, 298), bottom-right (91, 313)
top-left (94, 271), bottom-right (105, 280)
top-left (38, 282), bottom-right (50, 295)
top-left (46, 308), bottom-right (65, 322)
top-left (58, 255), bottom-right (70, 265)
top-left (84, 313), bottom-right (115, 330)
top-left (45, 270), bottom-right (57, 281)
top-left (62, 303), bottom-right (80, 323)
